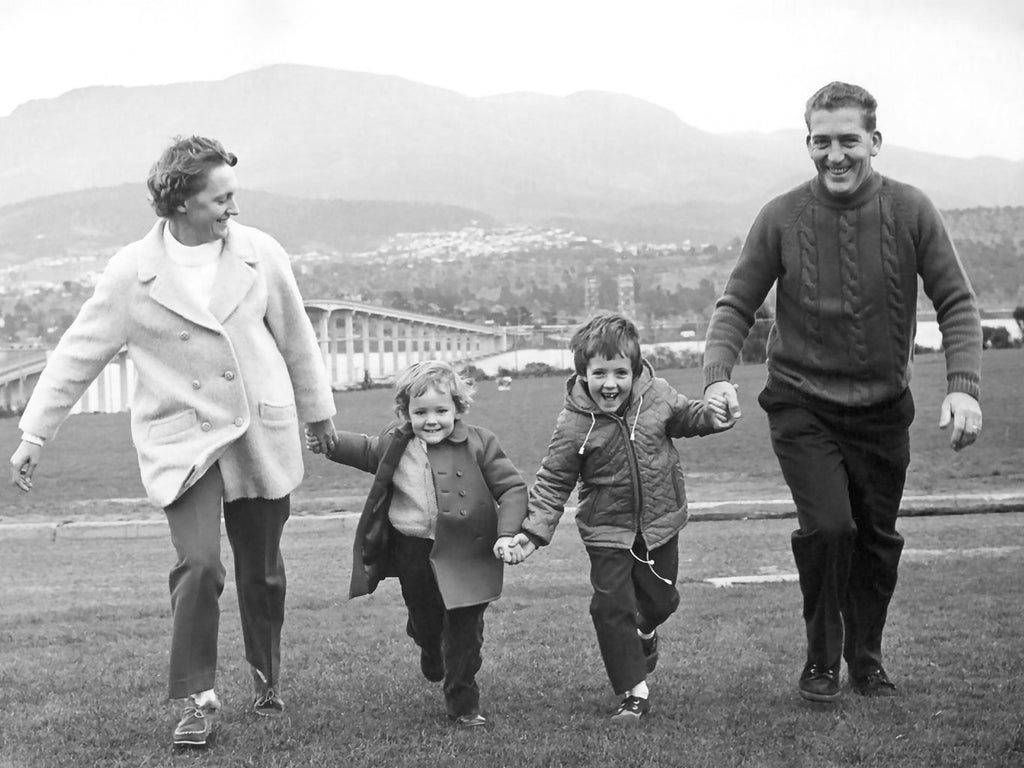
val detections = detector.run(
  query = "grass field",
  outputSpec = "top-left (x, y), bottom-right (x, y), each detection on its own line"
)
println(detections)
top-left (2, 349), bottom-right (1022, 523)
top-left (1, 511), bottom-right (1022, 767)
top-left (1, 352), bottom-right (1023, 766)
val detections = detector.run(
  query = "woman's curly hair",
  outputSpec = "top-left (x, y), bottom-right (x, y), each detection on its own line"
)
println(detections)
top-left (146, 135), bottom-right (237, 218)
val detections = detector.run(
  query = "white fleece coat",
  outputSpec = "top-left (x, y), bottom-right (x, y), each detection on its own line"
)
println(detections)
top-left (19, 219), bottom-right (336, 508)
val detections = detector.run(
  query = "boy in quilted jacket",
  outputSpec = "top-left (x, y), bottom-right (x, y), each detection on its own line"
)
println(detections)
top-left (495, 312), bottom-right (733, 723)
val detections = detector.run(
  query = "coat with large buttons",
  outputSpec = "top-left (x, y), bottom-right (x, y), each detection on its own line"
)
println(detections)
top-left (330, 419), bottom-right (528, 609)
top-left (19, 219), bottom-right (336, 508)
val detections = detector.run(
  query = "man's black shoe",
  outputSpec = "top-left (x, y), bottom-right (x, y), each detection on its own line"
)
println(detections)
top-left (850, 666), bottom-right (897, 697)
top-left (798, 662), bottom-right (841, 702)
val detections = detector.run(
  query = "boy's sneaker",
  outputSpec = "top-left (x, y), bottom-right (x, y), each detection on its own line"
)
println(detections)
top-left (610, 695), bottom-right (650, 723)
top-left (641, 631), bottom-right (659, 673)
top-left (850, 666), bottom-right (897, 697)
top-left (420, 645), bottom-right (445, 682)
top-left (172, 695), bottom-right (221, 748)
top-left (798, 662), bottom-right (841, 702)
top-left (452, 713), bottom-right (488, 729)
top-left (254, 689), bottom-right (285, 717)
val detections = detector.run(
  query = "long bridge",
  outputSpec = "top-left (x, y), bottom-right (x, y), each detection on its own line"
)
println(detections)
top-left (2, 307), bottom-right (1018, 417)
top-left (0, 300), bottom-right (517, 416)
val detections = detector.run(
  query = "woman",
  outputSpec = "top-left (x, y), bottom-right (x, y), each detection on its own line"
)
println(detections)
top-left (9, 135), bottom-right (337, 748)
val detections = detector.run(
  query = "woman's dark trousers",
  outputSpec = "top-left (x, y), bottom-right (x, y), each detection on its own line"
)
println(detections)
top-left (164, 464), bottom-right (290, 699)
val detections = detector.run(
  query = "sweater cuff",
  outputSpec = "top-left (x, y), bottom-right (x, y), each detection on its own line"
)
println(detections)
top-left (21, 432), bottom-right (46, 446)
top-left (703, 364), bottom-right (732, 391)
top-left (946, 373), bottom-right (980, 402)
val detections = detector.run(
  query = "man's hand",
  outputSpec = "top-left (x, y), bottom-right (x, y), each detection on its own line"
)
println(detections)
top-left (704, 381), bottom-right (741, 427)
top-left (10, 441), bottom-right (42, 492)
top-left (304, 418), bottom-right (337, 456)
top-left (939, 392), bottom-right (983, 452)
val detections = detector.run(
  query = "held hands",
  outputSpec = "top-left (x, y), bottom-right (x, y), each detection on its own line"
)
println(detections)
top-left (704, 380), bottom-right (741, 430)
top-left (304, 418), bottom-right (337, 455)
top-left (493, 533), bottom-right (537, 565)
top-left (9, 440), bottom-right (42, 492)
top-left (939, 392), bottom-right (983, 452)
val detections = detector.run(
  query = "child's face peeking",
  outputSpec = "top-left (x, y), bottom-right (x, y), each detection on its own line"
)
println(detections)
top-left (584, 354), bottom-right (635, 413)
top-left (407, 385), bottom-right (458, 444)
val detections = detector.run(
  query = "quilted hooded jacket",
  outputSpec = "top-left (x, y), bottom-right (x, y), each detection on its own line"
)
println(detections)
top-left (522, 361), bottom-right (718, 550)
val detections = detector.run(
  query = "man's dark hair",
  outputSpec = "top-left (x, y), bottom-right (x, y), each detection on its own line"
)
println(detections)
top-left (804, 81), bottom-right (877, 133)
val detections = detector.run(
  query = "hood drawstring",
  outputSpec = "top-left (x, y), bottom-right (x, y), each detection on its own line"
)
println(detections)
top-left (578, 412), bottom-right (596, 455)
top-left (629, 393), bottom-right (643, 441)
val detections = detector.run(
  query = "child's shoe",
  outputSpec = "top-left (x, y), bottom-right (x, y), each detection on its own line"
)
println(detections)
top-left (641, 630), bottom-right (659, 673)
top-left (610, 695), bottom-right (650, 723)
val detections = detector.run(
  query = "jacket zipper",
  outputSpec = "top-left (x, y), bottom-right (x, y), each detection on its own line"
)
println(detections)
top-left (613, 412), bottom-right (643, 534)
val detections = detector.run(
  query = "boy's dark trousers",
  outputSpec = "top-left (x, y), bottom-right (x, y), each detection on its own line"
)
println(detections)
top-left (164, 464), bottom-right (290, 699)
top-left (760, 387), bottom-right (913, 678)
top-left (586, 534), bottom-right (680, 695)
top-left (391, 531), bottom-right (488, 718)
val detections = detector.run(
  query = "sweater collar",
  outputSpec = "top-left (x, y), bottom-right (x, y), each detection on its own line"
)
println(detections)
top-left (811, 171), bottom-right (883, 210)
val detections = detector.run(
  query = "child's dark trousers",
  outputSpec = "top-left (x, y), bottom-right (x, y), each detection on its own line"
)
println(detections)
top-left (391, 530), bottom-right (488, 718)
top-left (586, 534), bottom-right (680, 695)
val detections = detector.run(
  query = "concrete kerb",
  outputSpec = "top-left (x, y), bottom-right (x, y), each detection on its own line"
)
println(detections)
top-left (2, 491), bottom-right (1022, 543)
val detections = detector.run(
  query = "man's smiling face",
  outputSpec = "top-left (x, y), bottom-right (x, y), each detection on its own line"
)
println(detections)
top-left (806, 106), bottom-right (881, 198)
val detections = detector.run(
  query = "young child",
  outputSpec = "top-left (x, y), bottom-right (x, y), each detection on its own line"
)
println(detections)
top-left (308, 360), bottom-right (527, 728)
top-left (495, 312), bottom-right (732, 723)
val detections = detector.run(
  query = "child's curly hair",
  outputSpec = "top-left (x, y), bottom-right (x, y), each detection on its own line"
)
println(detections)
top-left (570, 312), bottom-right (643, 378)
top-left (394, 361), bottom-right (475, 419)
top-left (146, 135), bottom-right (237, 218)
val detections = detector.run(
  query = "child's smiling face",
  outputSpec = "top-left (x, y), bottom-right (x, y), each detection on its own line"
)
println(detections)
top-left (584, 354), bottom-right (635, 413)
top-left (408, 385), bottom-right (458, 444)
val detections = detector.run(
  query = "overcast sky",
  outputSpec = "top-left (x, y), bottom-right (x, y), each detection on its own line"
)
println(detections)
top-left (2, 0), bottom-right (1022, 160)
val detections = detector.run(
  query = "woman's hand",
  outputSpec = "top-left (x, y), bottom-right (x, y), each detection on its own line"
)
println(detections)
top-left (10, 440), bottom-right (42, 492)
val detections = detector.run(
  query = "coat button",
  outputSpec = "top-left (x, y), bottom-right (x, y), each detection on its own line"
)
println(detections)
top-left (459, 509), bottom-right (467, 516)
top-left (223, 371), bottom-right (235, 380)
top-left (191, 380), bottom-right (201, 390)
top-left (234, 417), bottom-right (244, 427)
top-left (458, 490), bottom-right (466, 497)
top-left (179, 331), bottom-right (190, 340)
top-left (201, 421), bottom-right (212, 431)
top-left (455, 470), bottom-right (463, 477)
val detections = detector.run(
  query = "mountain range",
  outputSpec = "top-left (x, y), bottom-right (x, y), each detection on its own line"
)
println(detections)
top-left (2, 63), bottom-right (1023, 246)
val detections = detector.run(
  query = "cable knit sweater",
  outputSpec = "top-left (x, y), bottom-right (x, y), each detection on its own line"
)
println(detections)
top-left (703, 173), bottom-right (982, 407)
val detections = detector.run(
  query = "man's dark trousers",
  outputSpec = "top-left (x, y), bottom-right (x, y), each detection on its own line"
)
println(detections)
top-left (760, 387), bottom-right (914, 677)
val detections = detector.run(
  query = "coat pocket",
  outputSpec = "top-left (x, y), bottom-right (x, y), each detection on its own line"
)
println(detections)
top-left (146, 409), bottom-right (197, 442)
top-left (259, 401), bottom-right (297, 426)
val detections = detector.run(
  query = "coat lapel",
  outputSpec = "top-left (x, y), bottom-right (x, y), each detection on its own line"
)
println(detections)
top-left (210, 222), bottom-right (259, 324)
top-left (137, 221), bottom-right (221, 332)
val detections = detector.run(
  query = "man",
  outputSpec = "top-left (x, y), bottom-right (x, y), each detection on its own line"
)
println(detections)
top-left (702, 82), bottom-right (983, 702)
